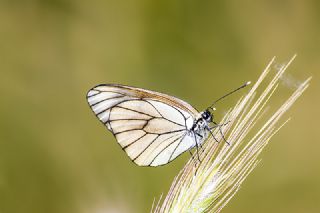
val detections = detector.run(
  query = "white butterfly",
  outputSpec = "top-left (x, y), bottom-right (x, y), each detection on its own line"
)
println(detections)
top-left (87, 83), bottom-right (250, 166)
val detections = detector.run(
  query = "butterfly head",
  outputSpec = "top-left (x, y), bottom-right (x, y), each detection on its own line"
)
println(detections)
top-left (201, 109), bottom-right (213, 123)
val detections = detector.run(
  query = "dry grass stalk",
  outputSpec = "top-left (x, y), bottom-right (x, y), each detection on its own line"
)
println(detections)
top-left (152, 56), bottom-right (311, 213)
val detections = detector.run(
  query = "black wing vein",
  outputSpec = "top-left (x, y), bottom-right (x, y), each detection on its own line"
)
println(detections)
top-left (145, 100), bottom-right (185, 127)
top-left (149, 134), bottom-right (186, 166)
top-left (87, 85), bottom-right (200, 166)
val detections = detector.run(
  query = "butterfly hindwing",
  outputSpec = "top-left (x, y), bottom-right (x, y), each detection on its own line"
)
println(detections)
top-left (87, 84), bottom-right (199, 166)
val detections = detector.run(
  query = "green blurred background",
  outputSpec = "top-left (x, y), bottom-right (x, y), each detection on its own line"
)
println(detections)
top-left (0, 0), bottom-right (319, 212)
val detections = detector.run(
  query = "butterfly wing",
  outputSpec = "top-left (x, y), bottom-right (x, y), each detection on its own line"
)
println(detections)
top-left (87, 84), bottom-right (200, 166)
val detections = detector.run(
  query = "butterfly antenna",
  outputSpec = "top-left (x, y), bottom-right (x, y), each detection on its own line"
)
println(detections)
top-left (208, 81), bottom-right (251, 110)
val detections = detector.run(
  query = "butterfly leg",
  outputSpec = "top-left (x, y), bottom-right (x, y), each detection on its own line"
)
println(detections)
top-left (206, 126), bottom-right (219, 143)
top-left (212, 121), bottom-right (230, 145)
top-left (193, 133), bottom-right (201, 163)
top-left (196, 133), bottom-right (205, 154)
top-left (209, 120), bottom-right (230, 129)
top-left (189, 150), bottom-right (198, 167)
top-left (190, 145), bottom-right (201, 176)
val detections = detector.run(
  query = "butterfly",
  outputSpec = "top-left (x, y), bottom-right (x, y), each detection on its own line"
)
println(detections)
top-left (87, 83), bottom-right (250, 167)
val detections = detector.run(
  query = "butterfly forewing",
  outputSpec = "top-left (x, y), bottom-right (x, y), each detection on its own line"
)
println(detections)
top-left (87, 84), bottom-right (200, 166)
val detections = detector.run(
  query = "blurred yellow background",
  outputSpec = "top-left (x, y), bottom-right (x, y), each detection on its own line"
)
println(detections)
top-left (0, 0), bottom-right (319, 212)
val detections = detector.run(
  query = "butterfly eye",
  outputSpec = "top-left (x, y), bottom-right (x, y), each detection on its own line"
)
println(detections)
top-left (202, 110), bottom-right (210, 119)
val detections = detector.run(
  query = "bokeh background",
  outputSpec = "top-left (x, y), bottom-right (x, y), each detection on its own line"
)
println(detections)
top-left (0, 0), bottom-right (319, 212)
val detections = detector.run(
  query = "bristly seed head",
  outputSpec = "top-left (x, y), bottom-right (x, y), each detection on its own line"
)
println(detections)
top-left (152, 55), bottom-right (311, 213)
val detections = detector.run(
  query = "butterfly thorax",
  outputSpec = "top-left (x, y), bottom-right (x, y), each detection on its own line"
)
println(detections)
top-left (188, 110), bottom-right (213, 146)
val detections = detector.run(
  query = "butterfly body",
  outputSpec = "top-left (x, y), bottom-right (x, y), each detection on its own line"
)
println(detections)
top-left (87, 84), bottom-right (214, 167)
top-left (187, 110), bottom-right (213, 148)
